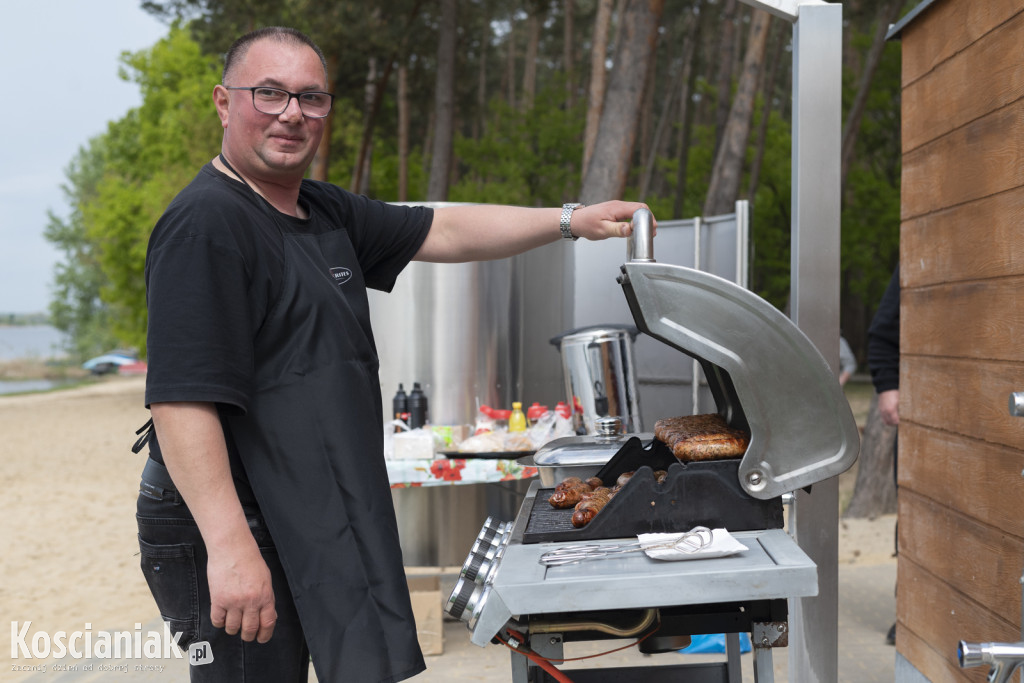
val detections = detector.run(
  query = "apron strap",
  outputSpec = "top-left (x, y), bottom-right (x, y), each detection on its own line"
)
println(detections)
top-left (131, 417), bottom-right (155, 454)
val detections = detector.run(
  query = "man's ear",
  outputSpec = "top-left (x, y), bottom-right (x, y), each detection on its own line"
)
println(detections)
top-left (213, 85), bottom-right (230, 129)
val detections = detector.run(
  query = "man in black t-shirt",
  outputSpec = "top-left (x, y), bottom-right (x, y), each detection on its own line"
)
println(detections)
top-left (136, 26), bottom-right (652, 683)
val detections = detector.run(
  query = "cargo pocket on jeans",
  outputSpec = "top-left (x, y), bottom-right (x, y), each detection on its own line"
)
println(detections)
top-left (138, 536), bottom-right (200, 650)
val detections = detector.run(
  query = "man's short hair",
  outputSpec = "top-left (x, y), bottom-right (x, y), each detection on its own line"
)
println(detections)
top-left (222, 27), bottom-right (328, 84)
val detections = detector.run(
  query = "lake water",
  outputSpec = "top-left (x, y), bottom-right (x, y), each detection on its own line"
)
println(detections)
top-left (0, 325), bottom-right (69, 362)
top-left (0, 325), bottom-right (72, 395)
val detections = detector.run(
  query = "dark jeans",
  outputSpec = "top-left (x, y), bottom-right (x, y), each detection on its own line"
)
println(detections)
top-left (136, 458), bottom-right (310, 682)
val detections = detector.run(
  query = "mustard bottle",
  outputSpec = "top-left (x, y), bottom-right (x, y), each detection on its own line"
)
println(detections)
top-left (509, 402), bottom-right (527, 432)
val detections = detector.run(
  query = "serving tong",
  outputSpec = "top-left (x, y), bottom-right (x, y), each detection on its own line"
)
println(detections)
top-left (539, 527), bottom-right (713, 566)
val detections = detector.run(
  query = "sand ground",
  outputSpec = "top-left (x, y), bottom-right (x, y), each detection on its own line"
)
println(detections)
top-left (1, 377), bottom-right (896, 680)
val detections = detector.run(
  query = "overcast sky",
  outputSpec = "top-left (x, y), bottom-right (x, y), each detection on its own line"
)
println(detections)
top-left (0, 1), bottom-right (170, 314)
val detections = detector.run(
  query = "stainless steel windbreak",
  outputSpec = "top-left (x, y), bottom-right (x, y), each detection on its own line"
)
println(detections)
top-left (618, 210), bottom-right (860, 500)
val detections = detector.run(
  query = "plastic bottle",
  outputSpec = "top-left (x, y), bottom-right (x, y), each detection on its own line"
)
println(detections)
top-left (554, 401), bottom-right (572, 419)
top-left (408, 382), bottom-right (428, 430)
top-left (392, 384), bottom-right (409, 431)
top-left (509, 402), bottom-right (527, 432)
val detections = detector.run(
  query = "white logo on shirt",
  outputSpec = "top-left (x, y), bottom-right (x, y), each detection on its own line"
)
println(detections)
top-left (329, 267), bottom-right (352, 285)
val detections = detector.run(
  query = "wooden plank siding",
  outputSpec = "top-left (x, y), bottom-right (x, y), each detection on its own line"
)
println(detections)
top-left (901, 186), bottom-right (1024, 288)
top-left (900, 425), bottom-right (1024, 540)
top-left (901, 278), bottom-right (1024, 363)
top-left (901, 100), bottom-right (1024, 221)
top-left (902, 8), bottom-right (1024, 153)
top-left (897, 556), bottom-right (1014, 683)
top-left (898, 489), bottom-right (1022, 626)
top-left (900, 356), bottom-right (1024, 451)
top-left (901, 1), bottom-right (1022, 87)
top-left (897, 0), bottom-right (1024, 678)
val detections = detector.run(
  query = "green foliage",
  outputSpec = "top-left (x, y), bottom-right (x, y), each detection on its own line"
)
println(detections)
top-left (45, 25), bottom-right (222, 356)
top-left (450, 84), bottom-right (586, 207)
top-left (45, 141), bottom-right (121, 360)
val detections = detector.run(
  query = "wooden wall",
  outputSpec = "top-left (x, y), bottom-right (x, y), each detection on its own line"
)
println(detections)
top-left (898, 1), bottom-right (1024, 680)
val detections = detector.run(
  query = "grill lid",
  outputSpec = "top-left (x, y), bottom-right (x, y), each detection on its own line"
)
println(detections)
top-left (617, 211), bottom-right (859, 499)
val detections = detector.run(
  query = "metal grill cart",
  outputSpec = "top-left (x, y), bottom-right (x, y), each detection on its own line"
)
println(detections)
top-left (445, 207), bottom-right (859, 682)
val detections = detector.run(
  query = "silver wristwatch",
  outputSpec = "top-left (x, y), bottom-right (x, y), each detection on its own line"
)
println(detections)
top-left (560, 203), bottom-right (584, 241)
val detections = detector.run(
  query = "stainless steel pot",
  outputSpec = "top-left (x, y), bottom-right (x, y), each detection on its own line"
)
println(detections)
top-left (550, 324), bottom-right (643, 435)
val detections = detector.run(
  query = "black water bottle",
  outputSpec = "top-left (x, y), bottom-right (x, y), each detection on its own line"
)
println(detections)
top-left (408, 382), bottom-right (428, 429)
top-left (392, 384), bottom-right (409, 431)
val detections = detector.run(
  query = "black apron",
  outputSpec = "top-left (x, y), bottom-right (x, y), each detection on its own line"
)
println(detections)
top-left (223, 178), bottom-right (425, 682)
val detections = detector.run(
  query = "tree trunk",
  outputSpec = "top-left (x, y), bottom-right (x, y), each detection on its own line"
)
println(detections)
top-left (712, 0), bottom-right (739, 156)
top-left (745, 20), bottom-right (783, 202)
top-left (703, 8), bottom-right (772, 217)
top-left (398, 63), bottom-right (409, 201)
top-left (672, 6), bottom-right (703, 218)
top-left (310, 55), bottom-right (339, 182)
top-left (351, 56), bottom-right (395, 194)
top-left (427, 0), bottom-right (457, 201)
top-left (841, 0), bottom-right (904, 193)
top-left (581, 0), bottom-right (665, 204)
top-left (505, 21), bottom-right (517, 110)
top-left (564, 0), bottom-right (576, 109)
top-left (843, 392), bottom-right (898, 518)
top-left (522, 4), bottom-right (543, 111)
top-left (583, 0), bottom-right (614, 171)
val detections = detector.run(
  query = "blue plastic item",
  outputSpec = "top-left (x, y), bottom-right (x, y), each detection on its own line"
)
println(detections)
top-left (681, 632), bottom-right (752, 654)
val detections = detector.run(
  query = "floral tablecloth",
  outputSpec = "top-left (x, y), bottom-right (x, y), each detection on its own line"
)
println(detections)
top-left (387, 457), bottom-right (538, 488)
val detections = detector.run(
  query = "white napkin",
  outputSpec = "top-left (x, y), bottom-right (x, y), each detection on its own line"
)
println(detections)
top-left (638, 528), bottom-right (747, 561)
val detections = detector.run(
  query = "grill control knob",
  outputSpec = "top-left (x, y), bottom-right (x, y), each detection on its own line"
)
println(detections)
top-left (445, 576), bottom-right (485, 623)
top-left (461, 550), bottom-right (488, 582)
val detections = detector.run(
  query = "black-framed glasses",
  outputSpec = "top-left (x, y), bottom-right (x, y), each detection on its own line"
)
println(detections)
top-left (225, 86), bottom-right (334, 118)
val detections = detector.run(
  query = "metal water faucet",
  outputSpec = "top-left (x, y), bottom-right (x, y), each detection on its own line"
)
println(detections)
top-left (958, 641), bottom-right (1024, 683)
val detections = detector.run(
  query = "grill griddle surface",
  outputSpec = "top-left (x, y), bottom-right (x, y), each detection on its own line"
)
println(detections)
top-left (520, 438), bottom-right (784, 544)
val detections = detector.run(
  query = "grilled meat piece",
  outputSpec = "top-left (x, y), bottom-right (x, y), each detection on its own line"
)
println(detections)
top-left (654, 413), bottom-right (749, 461)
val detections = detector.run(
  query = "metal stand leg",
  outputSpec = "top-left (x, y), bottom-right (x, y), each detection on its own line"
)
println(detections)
top-left (725, 632), bottom-right (742, 683)
top-left (752, 645), bottom-right (775, 683)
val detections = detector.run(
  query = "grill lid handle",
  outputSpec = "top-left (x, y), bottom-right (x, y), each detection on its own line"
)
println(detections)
top-left (627, 207), bottom-right (655, 263)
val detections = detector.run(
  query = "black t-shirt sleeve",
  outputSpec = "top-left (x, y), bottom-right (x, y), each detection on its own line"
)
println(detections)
top-left (307, 184), bottom-right (432, 292)
top-left (145, 229), bottom-right (255, 412)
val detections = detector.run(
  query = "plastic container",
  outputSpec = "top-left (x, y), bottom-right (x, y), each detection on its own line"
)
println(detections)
top-left (526, 402), bottom-right (548, 421)
top-left (408, 382), bottom-right (429, 429)
top-left (509, 402), bottom-right (527, 432)
top-left (392, 384), bottom-right (409, 431)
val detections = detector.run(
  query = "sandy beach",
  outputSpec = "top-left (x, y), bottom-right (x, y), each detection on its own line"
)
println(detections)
top-left (1, 377), bottom-right (896, 681)
top-left (1, 378), bottom-right (158, 676)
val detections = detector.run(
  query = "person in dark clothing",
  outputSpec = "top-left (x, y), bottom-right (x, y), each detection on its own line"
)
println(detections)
top-left (868, 266), bottom-right (901, 428)
top-left (134, 26), bottom-right (652, 683)
top-left (866, 265), bottom-right (900, 646)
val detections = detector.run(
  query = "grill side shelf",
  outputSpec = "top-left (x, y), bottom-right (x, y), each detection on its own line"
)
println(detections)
top-left (522, 459), bottom-right (784, 544)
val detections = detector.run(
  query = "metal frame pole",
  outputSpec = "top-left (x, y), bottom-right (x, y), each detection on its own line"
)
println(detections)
top-left (787, 4), bottom-right (843, 682)
top-left (738, 1), bottom-right (843, 680)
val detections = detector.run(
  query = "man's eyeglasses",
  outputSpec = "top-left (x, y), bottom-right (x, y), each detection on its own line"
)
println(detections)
top-left (225, 86), bottom-right (334, 118)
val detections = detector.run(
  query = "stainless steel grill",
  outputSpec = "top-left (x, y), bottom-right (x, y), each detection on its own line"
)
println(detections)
top-left (444, 209), bottom-right (859, 681)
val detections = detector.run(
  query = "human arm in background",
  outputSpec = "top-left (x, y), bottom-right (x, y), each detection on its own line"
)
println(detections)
top-left (150, 402), bottom-right (278, 644)
top-left (867, 266), bottom-right (901, 426)
top-left (838, 335), bottom-right (857, 386)
top-left (415, 201), bottom-right (651, 263)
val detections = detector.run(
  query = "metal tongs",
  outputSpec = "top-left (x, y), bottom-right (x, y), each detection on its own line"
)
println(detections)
top-left (539, 527), bottom-right (713, 566)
